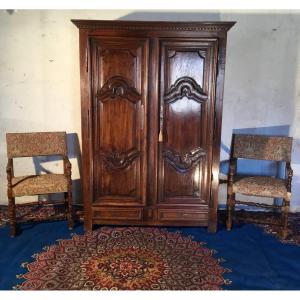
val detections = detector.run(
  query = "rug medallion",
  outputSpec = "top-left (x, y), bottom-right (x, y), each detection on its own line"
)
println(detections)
top-left (15, 226), bottom-right (230, 290)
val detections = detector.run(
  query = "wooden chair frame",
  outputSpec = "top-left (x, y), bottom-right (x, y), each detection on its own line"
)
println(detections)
top-left (226, 134), bottom-right (293, 239)
top-left (6, 132), bottom-right (74, 237)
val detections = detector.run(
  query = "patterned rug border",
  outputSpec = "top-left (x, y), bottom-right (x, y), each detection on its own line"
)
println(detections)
top-left (0, 203), bottom-right (83, 226)
top-left (219, 210), bottom-right (300, 247)
top-left (1, 204), bottom-right (300, 247)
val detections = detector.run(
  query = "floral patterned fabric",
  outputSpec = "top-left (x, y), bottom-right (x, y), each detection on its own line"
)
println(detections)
top-left (11, 174), bottom-right (69, 197)
top-left (233, 176), bottom-right (288, 198)
top-left (6, 132), bottom-right (67, 158)
top-left (232, 134), bottom-right (292, 161)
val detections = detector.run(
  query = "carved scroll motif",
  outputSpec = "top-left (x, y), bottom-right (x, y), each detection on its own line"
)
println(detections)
top-left (163, 147), bottom-right (206, 173)
top-left (97, 76), bottom-right (141, 103)
top-left (101, 149), bottom-right (140, 170)
top-left (164, 77), bottom-right (208, 103)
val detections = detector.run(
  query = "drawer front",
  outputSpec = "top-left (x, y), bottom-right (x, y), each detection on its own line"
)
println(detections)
top-left (157, 209), bottom-right (207, 221)
top-left (93, 207), bottom-right (143, 221)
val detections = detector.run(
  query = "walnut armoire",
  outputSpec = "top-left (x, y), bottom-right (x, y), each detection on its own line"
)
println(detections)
top-left (72, 20), bottom-right (235, 232)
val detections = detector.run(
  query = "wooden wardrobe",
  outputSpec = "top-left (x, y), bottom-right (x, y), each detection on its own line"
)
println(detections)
top-left (72, 20), bottom-right (235, 232)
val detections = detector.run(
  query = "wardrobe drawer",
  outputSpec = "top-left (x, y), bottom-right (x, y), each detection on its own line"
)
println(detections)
top-left (93, 207), bottom-right (143, 221)
top-left (157, 209), bottom-right (207, 221)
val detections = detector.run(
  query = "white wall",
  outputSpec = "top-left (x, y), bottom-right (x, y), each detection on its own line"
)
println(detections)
top-left (0, 10), bottom-right (299, 210)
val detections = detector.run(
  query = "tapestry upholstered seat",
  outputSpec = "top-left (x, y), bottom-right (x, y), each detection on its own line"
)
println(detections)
top-left (11, 174), bottom-right (69, 197)
top-left (232, 176), bottom-right (288, 198)
top-left (226, 134), bottom-right (293, 239)
top-left (6, 132), bottom-right (74, 237)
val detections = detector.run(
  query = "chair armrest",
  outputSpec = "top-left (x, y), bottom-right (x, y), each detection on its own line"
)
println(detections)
top-left (228, 158), bottom-right (237, 184)
top-left (63, 156), bottom-right (72, 177)
top-left (286, 162), bottom-right (293, 192)
top-left (6, 159), bottom-right (13, 181)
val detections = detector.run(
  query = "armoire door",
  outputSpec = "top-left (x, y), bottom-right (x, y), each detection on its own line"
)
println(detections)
top-left (90, 37), bottom-right (148, 214)
top-left (157, 39), bottom-right (218, 215)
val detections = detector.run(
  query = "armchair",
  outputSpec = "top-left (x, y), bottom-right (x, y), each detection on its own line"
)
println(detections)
top-left (226, 134), bottom-right (293, 239)
top-left (6, 132), bottom-right (74, 237)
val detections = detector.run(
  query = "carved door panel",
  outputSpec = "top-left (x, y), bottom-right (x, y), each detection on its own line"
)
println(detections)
top-left (158, 39), bottom-right (218, 205)
top-left (91, 37), bottom-right (148, 205)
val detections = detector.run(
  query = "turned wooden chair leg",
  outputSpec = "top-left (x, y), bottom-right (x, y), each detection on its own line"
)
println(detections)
top-left (281, 198), bottom-right (290, 239)
top-left (65, 189), bottom-right (74, 230)
top-left (226, 193), bottom-right (235, 231)
top-left (8, 197), bottom-right (17, 237)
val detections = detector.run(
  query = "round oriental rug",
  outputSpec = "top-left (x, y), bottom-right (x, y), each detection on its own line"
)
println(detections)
top-left (15, 227), bottom-right (231, 290)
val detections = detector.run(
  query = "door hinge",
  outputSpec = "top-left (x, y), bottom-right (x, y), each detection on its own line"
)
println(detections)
top-left (141, 104), bottom-right (144, 130)
top-left (87, 108), bottom-right (90, 136)
top-left (85, 48), bottom-right (88, 72)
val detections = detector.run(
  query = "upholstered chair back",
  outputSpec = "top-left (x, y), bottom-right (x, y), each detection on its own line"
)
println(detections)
top-left (6, 132), bottom-right (67, 158)
top-left (232, 134), bottom-right (292, 162)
